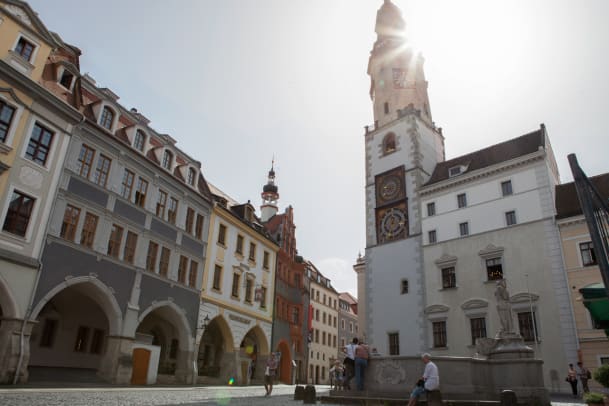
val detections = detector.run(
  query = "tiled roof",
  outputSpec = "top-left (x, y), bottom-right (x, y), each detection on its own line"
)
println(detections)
top-left (425, 127), bottom-right (545, 186)
top-left (556, 173), bottom-right (609, 219)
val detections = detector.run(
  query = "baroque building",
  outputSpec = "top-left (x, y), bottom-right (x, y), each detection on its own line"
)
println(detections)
top-left (199, 184), bottom-right (278, 385)
top-left (337, 292), bottom-right (358, 350)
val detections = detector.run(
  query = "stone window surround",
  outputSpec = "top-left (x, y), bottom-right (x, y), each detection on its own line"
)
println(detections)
top-left (478, 244), bottom-right (505, 283)
top-left (435, 254), bottom-right (458, 290)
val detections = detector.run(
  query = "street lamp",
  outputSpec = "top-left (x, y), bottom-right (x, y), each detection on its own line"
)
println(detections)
top-left (201, 314), bottom-right (210, 331)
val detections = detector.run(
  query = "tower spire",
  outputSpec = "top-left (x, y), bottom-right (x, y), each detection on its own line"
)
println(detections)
top-left (260, 159), bottom-right (279, 222)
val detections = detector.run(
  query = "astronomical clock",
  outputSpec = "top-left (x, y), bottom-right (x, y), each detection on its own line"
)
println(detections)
top-left (375, 166), bottom-right (408, 244)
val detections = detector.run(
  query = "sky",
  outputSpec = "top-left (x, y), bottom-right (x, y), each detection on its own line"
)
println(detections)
top-left (25, 0), bottom-right (609, 297)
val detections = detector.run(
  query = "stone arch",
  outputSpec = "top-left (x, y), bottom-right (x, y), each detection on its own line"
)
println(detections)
top-left (276, 339), bottom-right (292, 384)
top-left (30, 275), bottom-right (122, 335)
top-left (0, 272), bottom-right (19, 319)
top-left (135, 300), bottom-right (193, 348)
top-left (382, 132), bottom-right (397, 154)
top-left (196, 315), bottom-right (235, 382)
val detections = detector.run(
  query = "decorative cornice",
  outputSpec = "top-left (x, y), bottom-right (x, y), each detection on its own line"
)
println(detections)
top-left (510, 292), bottom-right (539, 304)
top-left (478, 244), bottom-right (505, 259)
top-left (434, 254), bottom-right (457, 268)
top-left (461, 298), bottom-right (489, 310)
top-left (424, 304), bottom-right (449, 314)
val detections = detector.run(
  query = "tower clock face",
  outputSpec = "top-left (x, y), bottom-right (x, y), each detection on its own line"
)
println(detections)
top-left (375, 166), bottom-right (406, 206)
top-left (380, 175), bottom-right (401, 202)
top-left (376, 203), bottom-right (408, 243)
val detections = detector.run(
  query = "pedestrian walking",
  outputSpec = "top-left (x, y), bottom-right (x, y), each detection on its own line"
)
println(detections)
top-left (354, 340), bottom-right (370, 391)
top-left (576, 361), bottom-right (591, 394)
top-left (264, 353), bottom-right (278, 396)
top-left (342, 337), bottom-right (358, 390)
top-left (407, 353), bottom-right (440, 406)
top-left (566, 363), bottom-right (578, 398)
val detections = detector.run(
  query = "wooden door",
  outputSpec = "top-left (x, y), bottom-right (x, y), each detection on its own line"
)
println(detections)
top-left (131, 348), bottom-right (151, 385)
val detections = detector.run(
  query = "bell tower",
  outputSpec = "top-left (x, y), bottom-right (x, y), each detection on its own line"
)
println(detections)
top-left (260, 161), bottom-right (279, 222)
top-left (368, 0), bottom-right (432, 128)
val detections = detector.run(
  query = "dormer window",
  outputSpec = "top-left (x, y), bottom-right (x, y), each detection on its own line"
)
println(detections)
top-left (449, 165), bottom-right (464, 177)
top-left (244, 206), bottom-right (253, 222)
top-left (134, 130), bottom-right (146, 152)
top-left (187, 168), bottom-right (196, 186)
top-left (15, 37), bottom-right (35, 62)
top-left (162, 150), bottom-right (173, 170)
top-left (383, 133), bottom-right (396, 155)
top-left (100, 107), bottom-right (114, 131)
top-left (59, 70), bottom-right (74, 90)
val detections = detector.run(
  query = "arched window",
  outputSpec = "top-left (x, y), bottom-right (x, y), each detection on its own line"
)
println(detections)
top-left (162, 150), bottom-right (172, 170)
top-left (383, 132), bottom-right (396, 154)
top-left (134, 130), bottom-right (146, 152)
top-left (100, 106), bottom-right (114, 131)
top-left (187, 167), bottom-right (196, 186)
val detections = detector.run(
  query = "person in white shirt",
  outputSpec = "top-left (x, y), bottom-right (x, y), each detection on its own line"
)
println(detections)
top-left (407, 353), bottom-right (440, 406)
top-left (341, 337), bottom-right (358, 390)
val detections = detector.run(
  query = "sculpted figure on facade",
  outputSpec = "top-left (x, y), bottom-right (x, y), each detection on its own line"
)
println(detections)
top-left (494, 279), bottom-right (515, 337)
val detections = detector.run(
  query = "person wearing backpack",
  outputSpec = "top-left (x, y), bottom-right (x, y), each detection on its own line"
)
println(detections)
top-left (354, 340), bottom-right (370, 391)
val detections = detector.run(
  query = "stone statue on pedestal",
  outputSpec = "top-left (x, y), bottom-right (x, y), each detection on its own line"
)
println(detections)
top-left (495, 279), bottom-right (515, 337)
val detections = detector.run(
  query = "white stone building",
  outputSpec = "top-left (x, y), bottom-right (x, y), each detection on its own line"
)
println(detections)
top-left (419, 128), bottom-right (578, 391)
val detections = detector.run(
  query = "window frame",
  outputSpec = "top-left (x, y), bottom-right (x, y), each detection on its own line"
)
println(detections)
top-left (178, 255), bottom-right (189, 284)
top-left (388, 332), bottom-right (400, 356)
top-left (231, 272), bottom-right (241, 298)
top-left (428, 229), bottom-right (437, 244)
top-left (60, 204), bottom-right (81, 241)
top-left (195, 214), bottom-right (204, 239)
top-left (156, 190), bottom-right (168, 218)
top-left (134, 177), bottom-right (148, 207)
top-left (162, 149), bottom-right (173, 170)
top-left (168, 197), bottom-right (178, 225)
top-left (92, 154), bottom-right (111, 188)
top-left (99, 106), bottom-right (115, 131)
top-left (159, 246), bottom-right (171, 277)
top-left (432, 320), bottom-right (447, 348)
top-left (2, 190), bottom-right (35, 237)
top-left (25, 122), bottom-right (54, 167)
top-left (427, 202), bottom-right (436, 217)
top-left (441, 266), bottom-right (456, 289)
top-left (249, 242), bottom-right (256, 262)
top-left (505, 210), bottom-right (517, 226)
top-left (133, 130), bottom-right (146, 152)
top-left (123, 231), bottom-right (138, 264)
top-left (579, 242), bottom-right (597, 267)
top-left (457, 193), bottom-right (467, 208)
top-left (80, 212), bottom-right (98, 248)
top-left (185, 207), bottom-right (195, 234)
top-left (501, 180), bottom-right (513, 196)
top-left (469, 317), bottom-right (487, 345)
top-left (400, 279), bottom-right (409, 295)
top-left (76, 144), bottom-right (95, 179)
top-left (107, 224), bottom-right (123, 258)
top-left (14, 36), bottom-right (36, 62)
top-left (120, 169), bottom-right (135, 200)
top-left (217, 223), bottom-right (227, 245)
top-left (146, 241), bottom-right (159, 272)
top-left (486, 257), bottom-right (503, 281)
top-left (235, 234), bottom-right (244, 255)
top-left (517, 311), bottom-right (538, 342)
top-left (187, 168), bottom-right (196, 186)
top-left (459, 221), bottom-right (469, 237)
top-left (212, 264), bottom-right (222, 291)
top-left (0, 99), bottom-right (17, 144)
top-left (188, 260), bottom-right (198, 288)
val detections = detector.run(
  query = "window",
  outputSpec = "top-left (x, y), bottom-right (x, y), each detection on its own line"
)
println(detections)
top-left (400, 279), bottom-right (409, 294)
top-left (236, 234), bottom-right (244, 255)
top-left (146, 241), bottom-right (159, 272)
top-left (470, 318), bottom-right (487, 345)
top-left (486, 258), bottom-right (503, 280)
top-left (168, 198), bottom-right (178, 225)
top-left (449, 166), bottom-right (462, 177)
top-left (459, 222), bottom-right (469, 237)
top-left (195, 214), bottom-right (204, 239)
top-left (92, 154), bottom-right (111, 187)
top-left (432, 321), bottom-right (447, 348)
top-left (349, 322), bottom-right (353, 333)
top-left (217, 224), bottom-right (226, 245)
top-left (457, 193), bottom-right (467, 208)
top-left (322, 331), bottom-right (326, 346)
top-left (441, 267), bottom-right (456, 289)
top-left (341, 320), bottom-right (345, 330)
top-left (74, 326), bottom-right (90, 352)
top-left (0, 101), bottom-right (16, 143)
top-left (428, 230), bottom-right (437, 244)
top-left (26, 123), bottom-right (54, 166)
top-left (249, 242), bottom-right (256, 261)
top-left (505, 210), bottom-right (517, 226)
top-left (123, 231), bottom-right (138, 264)
top-left (76, 144), bottom-right (95, 179)
top-left (80, 212), bottom-right (98, 248)
top-left (517, 312), bottom-right (537, 342)
top-left (60, 205), bottom-right (80, 241)
top-left (185, 207), bottom-right (195, 233)
top-left (501, 180), bottom-right (513, 196)
top-left (188, 260), bottom-right (198, 288)
top-left (120, 169), bottom-right (135, 200)
top-left (15, 37), bottom-right (35, 61)
top-left (156, 190), bottom-right (167, 218)
top-left (177, 256), bottom-right (188, 283)
top-left (263, 251), bottom-right (270, 269)
top-left (134, 177), bottom-right (148, 207)
top-left (388, 333), bottom-right (400, 355)
top-left (90, 329), bottom-right (105, 354)
top-left (427, 202), bottom-right (436, 217)
top-left (162, 150), bottom-right (172, 170)
top-left (383, 133), bottom-right (396, 154)
top-left (260, 286), bottom-right (267, 308)
top-left (39, 319), bottom-right (58, 348)
top-left (231, 273), bottom-right (241, 298)
top-left (2, 191), bottom-right (35, 237)
top-left (323, 312), bottom-right (327, 324)
top-left (134, 130), bottom-right (146, 152)
top-left (213, 264), bottom-right (222, 290)
top-left (245, 278), bottom-right (253, 303)
top-left (315, 330), bottom-right (319, 343)
top-left (100, 107), bottom-right (114, 131)
top-left (384, 102), bottom-right (389, 115)
top-left (291, 306), bottom-right (299, 324)
top-left (107, 224), bottom-right (123, 258)
top-left (159, 247), bottom-right (170, 277)
top-left (59, 70), bottom-right (74, 90)
top-left (580, 242), bottom-right (597, 266)
top-left (187, 168), bottom-right (196, 186)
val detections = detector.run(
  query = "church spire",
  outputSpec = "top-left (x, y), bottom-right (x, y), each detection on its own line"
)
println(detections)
top-left (260, 159), bottom-right (279, 222)
top-left (368, 0), bottom-right (432, 127)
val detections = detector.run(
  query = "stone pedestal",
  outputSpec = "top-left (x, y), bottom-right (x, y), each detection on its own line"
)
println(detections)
top-left (477, 335), bottom-right (534, 360)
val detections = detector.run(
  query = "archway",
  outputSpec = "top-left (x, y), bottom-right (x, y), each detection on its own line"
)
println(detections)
top-left (135, 302), bottom-right (193, 384)
top-left (197, 315), bottom-right (234, 383)
top-left (28, 278), bottom-right (122, 383)
top-left (276, 339), bottom-right (292, 384)
top-left (239, 325), bottom-right (269, 383)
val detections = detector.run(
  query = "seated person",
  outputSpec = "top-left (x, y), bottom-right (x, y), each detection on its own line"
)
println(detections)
top-left (408, 353), bottom-right (440, 406)
top-left (330, 360), bottom-right (345, 390)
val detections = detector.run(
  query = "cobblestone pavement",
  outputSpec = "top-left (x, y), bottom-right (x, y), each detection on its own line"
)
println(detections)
top-left (0, 384), bottom-right (588, 405)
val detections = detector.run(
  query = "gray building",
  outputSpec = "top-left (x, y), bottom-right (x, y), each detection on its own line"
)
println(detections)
top-left (338, 292), bottom-right (358, 350)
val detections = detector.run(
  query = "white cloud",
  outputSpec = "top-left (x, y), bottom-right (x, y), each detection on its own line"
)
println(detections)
top-left (316, 257), bottom-right (357, 298)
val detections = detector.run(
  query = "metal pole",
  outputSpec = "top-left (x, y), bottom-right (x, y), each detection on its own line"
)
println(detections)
top-left (524, 273), bottom-right (539, 355)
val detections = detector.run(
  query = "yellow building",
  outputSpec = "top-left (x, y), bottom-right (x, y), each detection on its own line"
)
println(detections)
top-left (0, 1), bottom-right (81, 383)
top-left (556, 173), bottom-right (609, 390)
top-left (198, 185), bottom-right (278, 385)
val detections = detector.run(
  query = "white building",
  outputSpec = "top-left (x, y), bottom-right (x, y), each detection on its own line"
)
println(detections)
top-left (419, 127), bottom-right (578, 391)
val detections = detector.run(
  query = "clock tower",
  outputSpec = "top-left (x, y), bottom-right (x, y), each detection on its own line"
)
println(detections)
top-left (361, 0), bottom-right (444, 355)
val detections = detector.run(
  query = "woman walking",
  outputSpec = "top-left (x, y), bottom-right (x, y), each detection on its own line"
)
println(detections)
top-left (566, 363), bottom-right (578, 398)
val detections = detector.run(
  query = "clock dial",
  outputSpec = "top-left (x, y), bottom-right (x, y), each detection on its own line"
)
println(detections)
top-left (376, 203), bottom-right (408, 244)
top-left (380, 175), bottom-right (401, 202)
top-left (375, 166), bottom-right (406, 206)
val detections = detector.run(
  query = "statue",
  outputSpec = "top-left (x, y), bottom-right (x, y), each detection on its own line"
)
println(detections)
top-left (495, 279), bottom-right (515, 337)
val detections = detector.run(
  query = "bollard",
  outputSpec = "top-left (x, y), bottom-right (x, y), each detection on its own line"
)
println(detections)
top-left (303, 384), bottom-right (316, 404)
top-left (500, 390), bottom-right (517, 406)
top-left (294, 385), bottom-right (305, 400)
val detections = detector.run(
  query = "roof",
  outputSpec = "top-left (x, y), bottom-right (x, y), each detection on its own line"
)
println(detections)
top-left (424, 127), bottom-right (545, 186)
top-left (555, 173), bottom-right (609, 219)
top-left (339, 292), bottom-right (358, 304)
